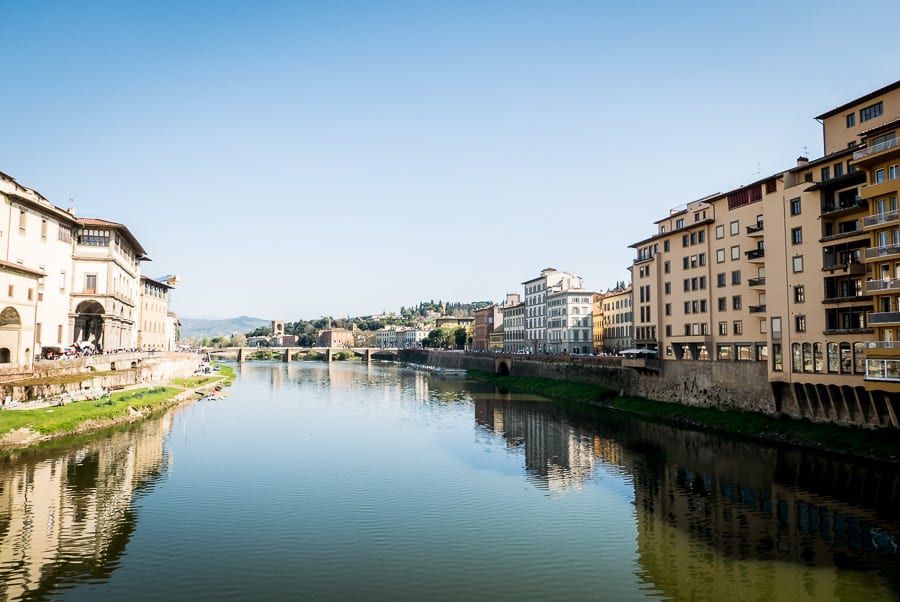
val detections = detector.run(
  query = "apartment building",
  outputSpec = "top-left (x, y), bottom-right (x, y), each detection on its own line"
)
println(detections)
top-left (592, 293), bottom-right (603, 353)
top-left (601, 287), bottom-right (632, 354)
top-left (628, 80), bottom-right (900, 424)
top-left (546, 287), bottom-right (595, 354)
top-left (522, 268), bottom-right (582, 353)
top-left (500, 297), bottom-right (525, 353)
top-left (473, 304), bottom-right (502, 351)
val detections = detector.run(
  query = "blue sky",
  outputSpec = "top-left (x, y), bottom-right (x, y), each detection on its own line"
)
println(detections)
top-left (3, 1), bottom-right (899, 320)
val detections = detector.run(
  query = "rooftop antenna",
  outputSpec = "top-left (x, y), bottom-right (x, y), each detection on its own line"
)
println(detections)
top-left (753, 162), bottom-right (761, 179)
top-left (802, 145), bottom-right (809, 158)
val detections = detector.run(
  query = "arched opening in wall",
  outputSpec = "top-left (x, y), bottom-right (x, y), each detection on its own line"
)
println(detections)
top-left (110, 362), bottom-right (116, 371)
top-left (86, 365), bottom-right (96, 372)
top-left (73, 300), bottom-right (105, 351)
top-left (496, 361), bottom-right (510, 377)
top-left (0, 306), bottom-right (21, 365)
top-left (131, 361), bottom-right (138, 369)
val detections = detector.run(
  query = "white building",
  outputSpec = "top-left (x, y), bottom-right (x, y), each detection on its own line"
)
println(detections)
top-left (546, 288), bottom-right (595, 355)
top-left (522, 268), bottom-right (583, 353)
top-left (375, 327), bottom-right (397, 348)
top-left (500, 294), bottom-right (525, 353)
top-left (71, 218), bottom-right (148, 351)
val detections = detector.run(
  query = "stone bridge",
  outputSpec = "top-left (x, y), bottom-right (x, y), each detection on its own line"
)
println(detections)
top-left (205, 347), bottom-right (398, 363)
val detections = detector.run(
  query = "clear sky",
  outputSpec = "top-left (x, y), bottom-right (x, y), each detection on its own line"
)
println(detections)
top-left (3, 1), bottom-right (899, 321)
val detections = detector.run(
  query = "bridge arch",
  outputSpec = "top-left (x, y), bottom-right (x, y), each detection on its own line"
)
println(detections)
top-left (496, 360), bottom-right (510, 376)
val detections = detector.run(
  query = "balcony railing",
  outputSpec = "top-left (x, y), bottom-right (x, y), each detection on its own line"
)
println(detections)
top-left (748, 304), bottom-right (767, 314)
top-left (863, 210), bottom-right (899, 228)
top-left (865, 244), bottom-right (900, 260)
top-left (869, 311), bottom-right (900, 325)
top-left (821, 199), bottom-right (866, 215)
top-left (853, 137), bottom-right (899, 160)
top-left (867, 278), bottom-right (900, 292)
top-left (866, 341), bottom-right (900, 349)
top-left (745, 222), bottom-right (764, 235)
top-left (745, 249), bottom-right (765, 260)
top-left (748, 277), bottom-right (766, 286)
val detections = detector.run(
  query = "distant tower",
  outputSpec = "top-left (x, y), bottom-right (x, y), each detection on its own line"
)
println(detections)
top-left (272, 320), bottom-right (284, 337)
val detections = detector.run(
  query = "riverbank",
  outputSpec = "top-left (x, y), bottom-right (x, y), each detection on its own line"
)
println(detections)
top-left (470, 371), bottom-right (900, 466)
top-left (0, 364), bottom-right (235, 453)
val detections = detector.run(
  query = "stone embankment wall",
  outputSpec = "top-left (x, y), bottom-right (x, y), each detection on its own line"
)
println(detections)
top-left (0, 352), bottom-right (202, 402)
top-left (399, 350), bottom-right (773, 416)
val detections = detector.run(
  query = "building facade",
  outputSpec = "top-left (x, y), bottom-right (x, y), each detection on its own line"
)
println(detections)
top-left (601, 287), bottom-right (632, 354)
top-left (522, 268), bottom-right (582, 354)
top-left (546, 288), bottom-right (595, 354)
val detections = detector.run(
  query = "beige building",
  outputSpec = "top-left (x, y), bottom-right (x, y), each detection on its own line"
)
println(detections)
top-left (629, 79), bottom-right (900, 425)
top-left (601, 286), bottom-right (632, 354)
top-left (138, 276), bottom-right (175, 351)
top-left (316, 328), bottom-right (354, 348)
top-left (500, 294), bottom-right (525, 353)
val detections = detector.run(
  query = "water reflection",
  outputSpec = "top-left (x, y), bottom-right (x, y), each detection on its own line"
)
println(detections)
top-left (0, 410), bottom-right (174, 599)
top-left (473, 393), bottom-right (900, 599)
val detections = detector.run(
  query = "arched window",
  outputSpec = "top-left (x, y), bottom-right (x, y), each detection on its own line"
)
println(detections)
top-left (792, 343), bottom-right (802, 372)
top-left (813, 343), bottom-right (824, 373)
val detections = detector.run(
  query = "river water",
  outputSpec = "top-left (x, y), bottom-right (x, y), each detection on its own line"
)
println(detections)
top-left (1, 361), bottom-right (898, 601)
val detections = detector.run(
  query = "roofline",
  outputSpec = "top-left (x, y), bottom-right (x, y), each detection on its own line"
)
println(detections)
top-left (815, 79), bottom-right (900, 120)
top-left (0, 259), bottom-right (44, 278)
top-left (77, 218), bottom-right (148, 257)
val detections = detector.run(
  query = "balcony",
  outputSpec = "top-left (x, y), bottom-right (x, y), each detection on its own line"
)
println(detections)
top-left (748, 276), bottom-right (766, 287)
top-left (853, 136), bottom-right (900, 162)
top-left (863, 210), bottom-right (899, 229)
top-left (748, 304), bottom-right (767, 314)
top-left (745, 248), bottom-right (765, 261)
top-left (867, 278), bottom-right (900, 293)
top-left (865, 244), bottom-right (900, 261)
top-left (822, 262), bottom-right (867, 275)
top-left (869, 311), bottom-right (900, 325)
top-left (821, 198), bottom-right (867, 217)
top-left (865, 358), bottom-right (900, 382)
top-left (822, 294), bottom-right (871, 305)
top-left (745, 222), bottom-right (764, 236)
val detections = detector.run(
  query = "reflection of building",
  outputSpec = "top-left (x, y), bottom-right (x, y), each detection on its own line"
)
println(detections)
top-left (0, 411), bottom-right (173, 599)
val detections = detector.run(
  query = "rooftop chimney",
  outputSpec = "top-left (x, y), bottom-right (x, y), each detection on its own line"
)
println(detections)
top-left (796, 156), bottom-right (809, 167)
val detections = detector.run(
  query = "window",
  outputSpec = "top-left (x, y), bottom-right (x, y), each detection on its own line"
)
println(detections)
top-left (771, 317), bottom-right (781, 340)
top-left (789, 198), bottom-right (801, 215)
top-left (716, 249), bottom-right (725, 263)
top-left (85, 274), bottom-right (97, 294)
top-left (717, 273), bottom-right (726, 287)
top-left (718, 321), bottom-right (727, 335)
top-left (663, 240), bottom-right (670, 252)
top-left (690, 232), bottom-right (697, 245)
top-left (731, 270), bottom-right (741, 285)
top-left (41, 219), bottom-right (48, 239)
top-left (717, 344), bottom-right (732, 361)
top-left (716, 225), bottom-right (725, 239)
top-left (794, 285), bottom-right (805, 303)
top-left (772, 343), bottom-right (783, 371)
top-left (732, 295), bottom-right (742, 310)
top-left (699, 253), bottom-right (706, 266)
top-left (683, 279), bottom-right (690, 292)
top-left (834, 162), bottom-right (844, 178)
top-left (791, 227), bottom-right (802, 244)
top-left (733, 320), bottom-right (743, 335)
top-left (665, 325), bottom-right (672, 337)
top-left (683, 257), bottom-right (689, 269)
top-left (821, 166), bottom-right (830, 181)
top-left (890, 164), bottom-right (899, 180)
top-left (682, 234), bottom-right (689, 247)
top-left (730, 221), bottom-right (739, 235)
top-left (18, 210), bottom-right (26, 231)
top-left (846, 113), bottom-right (855, 128)
top-left (875, 168), bottom-right (885, 183)
top-left (699, 276), bottom-right (706, 289)
top-left (718, 297), bottom-right (727, 311)
top-left (7, 285), bottom-right (13, 297)
top-left (27, 288), bottom-right (33, 301)
top-left (57, 325), bottom-right (63, 344)
top-left (690, 255), bottom-right (698, 268)
top-left (676, 218), bottom-right (684, 229)
top-left (731, 245), bottom-right (740, 260)
top-left (795, 315), bottom-right (806, 332)
top-left (664, 282), bottom-right (671, 294)
top-left (698, 231), bottom-right (705, 243)
top-left (665, 303), bottom-right (671, 316)
top-left (860, 101), bottom-right (883, 123)
top-left (664, 261), bottom-right (670, 273)
top-left (792, 256), bottom-right (803, 273)
top-left (59, 271), bottom-right (66, 292)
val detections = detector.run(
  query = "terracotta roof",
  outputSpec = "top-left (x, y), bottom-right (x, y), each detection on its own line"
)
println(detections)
top-left (0, 260), bottom-right (44, 278)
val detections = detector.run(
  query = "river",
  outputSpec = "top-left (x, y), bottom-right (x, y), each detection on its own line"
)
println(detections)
top-left (0, 361), bottom-right (898, 601)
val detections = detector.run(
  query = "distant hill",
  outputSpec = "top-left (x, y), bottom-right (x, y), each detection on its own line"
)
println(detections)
top-left (179, 315), bottom-right (270, 339)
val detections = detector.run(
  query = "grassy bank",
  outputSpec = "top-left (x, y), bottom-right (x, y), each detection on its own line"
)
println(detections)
top-left (470, 371), bottom-right (900, 463)
top-left (0, 386), bottom-right (183, 437)
top-left (0, 363), bottom-right (236, 451)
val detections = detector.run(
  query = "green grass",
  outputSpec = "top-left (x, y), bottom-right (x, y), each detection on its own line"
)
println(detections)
top-left (0, 387), bottom-right (183, 436)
